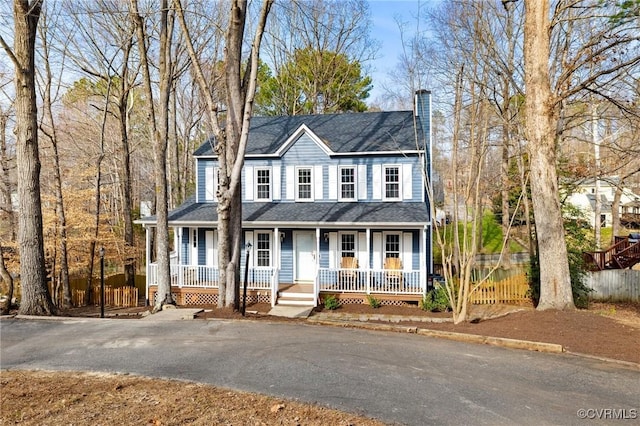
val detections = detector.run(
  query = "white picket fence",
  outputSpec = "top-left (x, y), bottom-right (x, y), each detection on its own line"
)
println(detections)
top-left (585, 270), bottom-right (640, 302)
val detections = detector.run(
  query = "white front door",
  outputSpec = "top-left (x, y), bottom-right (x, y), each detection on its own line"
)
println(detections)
top-left (294, 231), bottom-right (316, 281)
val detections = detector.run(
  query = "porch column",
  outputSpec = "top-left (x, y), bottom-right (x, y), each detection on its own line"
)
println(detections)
top-left (422, 226), bottom-right (428, 293)
top-left (274, 227), bottom-right (280, 307)
top-left (315, 227), bottom-right (320, 306)
top-left (366, 228), bottom-right (371, 294)
top-left (145, 225), bottom-right (151, 305)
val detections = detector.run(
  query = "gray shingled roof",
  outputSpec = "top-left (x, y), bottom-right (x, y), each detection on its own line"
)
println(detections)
top-left (193, 111), bottom-right (423, 156)
top-left (138, 197), bottom-right (430, 227)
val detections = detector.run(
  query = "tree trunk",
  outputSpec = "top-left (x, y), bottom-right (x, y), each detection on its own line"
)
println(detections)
top-left (39, 22), bottom-right (72, 309)
top-left (117, 58), bottom-right (136, 289)
top-left (0, 110), bottom-right (17, 242)
top-left (174, 0), bottom-right (272, 308)
top-left (0, 242), bottom-right (14, 314)
top-left (7, 0), bottom-right (56, 316)
top-left (523, 0), bottom-right (574, 310)
top-left (611, 185), bottom-right (622, 245)
top-left (131, 0), bottom-right (174, 311)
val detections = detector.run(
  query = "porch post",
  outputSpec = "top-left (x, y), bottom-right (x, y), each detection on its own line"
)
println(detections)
top-left (422, 226), bottom-right (428, 293)
top-left (366, 228), bottom-right (371, 295)
top-left (145, 225), bottom-right (151, 305)
top-left (273, 227), bottom-right (279, 307)
top-left (314, 227), bottom-right (320, 307)
top-left (178, 228), bottom-right (184, 288)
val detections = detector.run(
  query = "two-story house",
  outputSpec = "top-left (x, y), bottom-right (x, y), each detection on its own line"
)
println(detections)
top-left (139, 90), bottom-right (434, 308)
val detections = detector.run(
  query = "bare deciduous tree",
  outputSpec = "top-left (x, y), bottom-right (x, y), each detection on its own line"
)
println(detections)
top-left (523, 0), bottom-right (574, 310)
top-left (175, 0), bottom-right (273, 308)
top-left (0, 0), bottom-right (55, 315)
top-left (130, 0), bottom-right (175, 311)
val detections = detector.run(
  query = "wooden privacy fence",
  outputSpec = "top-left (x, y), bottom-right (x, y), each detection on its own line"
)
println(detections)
top-left (469, 273), bottom-right (529, 305)
top-left (73, 285), bottom-right (139, 308)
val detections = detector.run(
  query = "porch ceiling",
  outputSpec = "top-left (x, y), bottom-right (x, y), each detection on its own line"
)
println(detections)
top-left (139, 198), bottom-right (431, 228)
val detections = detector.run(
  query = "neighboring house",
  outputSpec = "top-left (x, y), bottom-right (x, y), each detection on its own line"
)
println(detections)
top-left (564, 178), bottom-right (639, 228)
top-left (138, 90), bottom-right (434, 308)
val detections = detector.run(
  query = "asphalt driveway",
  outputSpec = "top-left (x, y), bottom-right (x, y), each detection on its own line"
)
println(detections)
top-left (1, 317), bottom-right (638, 425)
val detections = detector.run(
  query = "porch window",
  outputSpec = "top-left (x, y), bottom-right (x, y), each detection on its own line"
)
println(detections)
top-left (339, 167), bottom-right (356, 201)
top-left (296, 167), bottom-right (312, 200)
top-left (256, 232), bottom-right (271, 267)
top-left (256, 168), bottom-right (271, 200)
top-left (341, 233), bottom-right (356, 258)
top-left (384, 166), bottom-right (400, 200)
top-left (385, 233), bottom-right (400, 258)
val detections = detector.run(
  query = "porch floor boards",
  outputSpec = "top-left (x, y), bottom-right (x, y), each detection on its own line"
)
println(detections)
top-left (279, 283), bottom-right (314, 293)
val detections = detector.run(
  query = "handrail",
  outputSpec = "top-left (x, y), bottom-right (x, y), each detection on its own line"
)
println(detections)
top-left (584, 236), bottom-right (640, 271)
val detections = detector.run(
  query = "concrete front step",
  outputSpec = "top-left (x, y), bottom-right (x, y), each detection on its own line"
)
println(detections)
top-left (277, 291), bottom-right (315, 307)
top-left (277, 298), bottom-right (315, 306)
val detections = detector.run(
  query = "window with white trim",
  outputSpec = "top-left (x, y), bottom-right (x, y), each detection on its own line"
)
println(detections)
top-left (339, 166), bottom-right (356, 201)
top-left (384, 166), bottom-right (401, 200)
top-left (256, 168), bottom-right (271, 200)
top-left (385, 233), bottom-right (400, 258)
top-left (296, 167), bottom-right (313, 200)
top-left (204, 166), bottom-right (219, 201)
top-left (341, 233), bottom-right (356, 258)
top-left (256, 232), bottom-right (271, 267)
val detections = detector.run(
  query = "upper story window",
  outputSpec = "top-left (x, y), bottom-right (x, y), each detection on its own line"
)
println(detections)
top-left (340, 167), bottom-right (356, 201)
top-left (296, 167), bottom-right (313, 201)
top-left (204, 165), bottom-right (219, 201)
top-left (384, 165), bottom-right (401, 200)
top-left (385, 233), bottom-right (400, 258)
top-left (256, 232), bottom-right (271, 267)
top-left (256, 168), bottom-right (271, 201)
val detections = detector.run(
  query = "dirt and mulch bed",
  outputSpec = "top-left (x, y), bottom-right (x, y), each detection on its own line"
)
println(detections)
top-left (312, 302), bottom-right (640, 364)
top-left (0, 370), bottom-right (385, 426)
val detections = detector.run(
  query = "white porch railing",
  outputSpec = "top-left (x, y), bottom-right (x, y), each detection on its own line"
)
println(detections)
top-left (318, 268), bottom-right (424, 295)
top-left (148, 263), bottom-right (274, 290)
top-left (148, 263), bottom-right (424, 296)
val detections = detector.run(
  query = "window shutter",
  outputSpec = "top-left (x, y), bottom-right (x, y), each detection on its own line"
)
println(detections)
top-left (358, 232), bottom-right (367, 268)
top-left (402, 163), bottom-right (412, 200)
top-left (372, 232), bottom-right (382, 269)
top-left (402, 232), bottom-right (412, 271)
top-left (328, 165), bottom-right (337, 200)
top-left (206, 231), bottom-right (215, 266)
top-left (358, 164), bottom-right (367, 200)
top-left (273, 165), bottom-right (281, 200)
top-left (328, 232), bottom-right (338, 268)
top-left (244, 166), bottom-right (254, 201)
top-left (286, 166), bottom-right (294, 199)
top-left (314, 165), bottom-right (323, 200)
top-left (372, 164), bottom-right (382, 200)
top-left (205, 165), bottom-right (215, 201)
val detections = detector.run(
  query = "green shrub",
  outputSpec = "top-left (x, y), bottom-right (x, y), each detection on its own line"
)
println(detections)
top-left (366, 294), bottom-right (381, 308)
top-left (323, 295), bottom-right (340, 310)
top-left (420, 284), bottom-right (449, 312)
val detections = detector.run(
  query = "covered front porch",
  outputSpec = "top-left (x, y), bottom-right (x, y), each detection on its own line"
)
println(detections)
top-left (146, 262), bottom-right (428, 307)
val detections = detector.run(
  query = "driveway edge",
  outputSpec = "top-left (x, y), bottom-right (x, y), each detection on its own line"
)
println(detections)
top-left (308, 318), bottom-right (564, 354)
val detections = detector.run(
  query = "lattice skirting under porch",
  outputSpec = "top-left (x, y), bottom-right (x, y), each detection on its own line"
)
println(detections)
top-left (149, 287), bottom-right (271, 306)
top-left (320, 293), bottom-right (422, 307)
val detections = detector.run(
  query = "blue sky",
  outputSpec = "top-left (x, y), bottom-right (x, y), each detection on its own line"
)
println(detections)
top-left (368, 0), bottom-right (425, 101)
